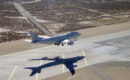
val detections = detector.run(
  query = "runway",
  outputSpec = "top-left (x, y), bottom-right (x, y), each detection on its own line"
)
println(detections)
top-left (0, 30), bottom-right (130, 80)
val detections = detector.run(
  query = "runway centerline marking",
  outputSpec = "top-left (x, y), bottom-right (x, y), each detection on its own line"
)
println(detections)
top-left (8, 65), bottom-right (18, 80)
top-left (36, 60), bottom-right (43, 80)
top-left (62, 55), bottom-right (65, 73)
top-left (83, 50), bottom-right (87, 65)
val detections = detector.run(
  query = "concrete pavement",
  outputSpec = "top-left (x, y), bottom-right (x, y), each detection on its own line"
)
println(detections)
top-left (0, 30), bottom-right (130, 80)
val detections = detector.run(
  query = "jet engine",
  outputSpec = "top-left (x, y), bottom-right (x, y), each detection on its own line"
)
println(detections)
top-left (61, 39), bottom-right (74, 46)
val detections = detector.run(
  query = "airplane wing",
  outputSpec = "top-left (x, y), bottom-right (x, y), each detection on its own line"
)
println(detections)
top-left (64, 62), bottom-right (75, 75)
top-left (39, 35), bottom-right (50, 39)
top-left (24, 39), bottom-right (32, 43)
top-left (54, 39), bottom-right (64, 45)
top-left (24, 34), bottom-right (50, 43)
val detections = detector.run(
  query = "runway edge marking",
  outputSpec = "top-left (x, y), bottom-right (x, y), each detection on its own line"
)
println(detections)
top-left (8, 65), bottom-right (18, 80)
top-left (83, 50), bottom-right (87, 65)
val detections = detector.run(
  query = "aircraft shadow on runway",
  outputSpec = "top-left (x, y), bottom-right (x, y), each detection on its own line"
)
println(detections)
top-left (25, 56), bottom-right (84, 76)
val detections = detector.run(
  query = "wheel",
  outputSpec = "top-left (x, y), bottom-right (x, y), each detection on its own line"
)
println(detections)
top-left (74, 38), bottom-right (76, 41)
top-left (54, 43), bottom-right (57, 45)
top-left (62, 43), bottom-right (64, 46)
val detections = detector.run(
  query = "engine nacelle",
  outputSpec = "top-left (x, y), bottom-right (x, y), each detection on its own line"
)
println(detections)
top-left (61, 39), bottom-right (74, 46)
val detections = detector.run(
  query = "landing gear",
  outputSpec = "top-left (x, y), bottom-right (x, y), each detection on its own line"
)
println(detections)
top-left (61, 43), bottom-right (64, 46)
top-left (54, 43), bottom-right (60, 46)
top-left (74, 38), bottom-right (76, 41)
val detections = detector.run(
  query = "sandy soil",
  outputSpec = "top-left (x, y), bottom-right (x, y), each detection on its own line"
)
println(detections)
top-left (0, 22), bottom-right (130, 55)
top-left (44, 67), bottom-right (103, 80)
top-left (78, 21), bottom-right (130, 39)
top-left (0, 40), bottom-right (48, 55)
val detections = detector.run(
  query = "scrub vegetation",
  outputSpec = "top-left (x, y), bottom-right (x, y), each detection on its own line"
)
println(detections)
top-left (0, 0), bottom-right (130, 43)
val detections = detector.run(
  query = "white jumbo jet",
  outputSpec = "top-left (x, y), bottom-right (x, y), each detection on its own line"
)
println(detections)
top-left (26, 31), bottom-right (81, 46)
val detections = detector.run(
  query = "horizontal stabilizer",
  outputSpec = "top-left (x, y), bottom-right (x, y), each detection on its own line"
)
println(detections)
top-left (39, 35), bottom-right (50, 39)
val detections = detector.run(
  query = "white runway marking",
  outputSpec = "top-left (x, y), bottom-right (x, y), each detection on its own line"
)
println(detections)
top-left (83, 50), bottom-right (87, 65)
top-left (35, 60), bottom-right (43, 80)
top-left (8, 65), bottom-right (18, 80)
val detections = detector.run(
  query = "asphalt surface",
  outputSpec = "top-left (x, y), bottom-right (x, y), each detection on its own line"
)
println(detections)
top-left (0, 30), bottom-right (130, 80)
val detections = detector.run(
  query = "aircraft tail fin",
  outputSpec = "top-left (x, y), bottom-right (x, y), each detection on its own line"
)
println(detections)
top-left (28, 31), bottom-right (41, 43)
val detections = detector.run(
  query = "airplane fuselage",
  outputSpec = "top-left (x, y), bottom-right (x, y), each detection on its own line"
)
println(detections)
top-left (38, 32), bottom-right (80, 44)
top-left (29, 31), bottom-right (81, 45)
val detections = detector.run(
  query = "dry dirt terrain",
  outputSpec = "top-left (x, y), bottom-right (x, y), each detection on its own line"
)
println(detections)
top-left (21, 0), bottom-right (130, 32)
top-left (0, 0), bottom-right (41, 43)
